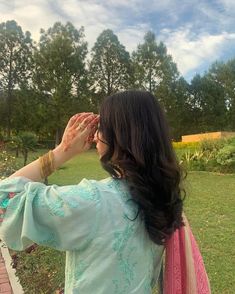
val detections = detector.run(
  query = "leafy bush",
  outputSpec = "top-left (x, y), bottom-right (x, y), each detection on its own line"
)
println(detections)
top-left (226, 136), bottom-right (235, 146)
top-left (180, 150), bottom-right (207, 171)
top-left (200, 138), bottom-right (227, 152)
top-left (6, 132), bottom-right (38, 165)
top-left (0, 150), bottom-right (19, 179)
top-left (216, 145), bottom-right (235, 167)
top-left (179, 138), bottom-right (235, 174)
top-left (10, 246), bottom-right (65, 294)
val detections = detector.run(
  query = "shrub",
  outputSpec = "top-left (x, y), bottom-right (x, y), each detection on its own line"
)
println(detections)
top-left (6, 132), bottom-right (38, 165)
top-left (0, 150), bottom-right (19, 179)
top-left (10, 246), bottom-right (65, 294)
top-left (180, 150), bottom-right (207, 171)
top-left (216, 145), bottom-right (235, 168)
top-left (226, 136), bottom-right (235, 146)
top-left (179, 137), bottom-right (235, 174)
top-left (200, 138), bottom-right (227, 152)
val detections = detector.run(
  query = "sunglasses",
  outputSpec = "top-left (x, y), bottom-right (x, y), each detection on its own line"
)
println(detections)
top-left (96, 129), bottom-right (109, 145)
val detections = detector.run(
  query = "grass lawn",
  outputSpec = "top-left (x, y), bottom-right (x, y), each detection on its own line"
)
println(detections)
top-left (13, 149), bottom-right (235, 293)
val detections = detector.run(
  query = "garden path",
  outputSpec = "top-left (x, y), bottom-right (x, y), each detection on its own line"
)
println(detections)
top-left (0, 249), bottom-right (12, 293)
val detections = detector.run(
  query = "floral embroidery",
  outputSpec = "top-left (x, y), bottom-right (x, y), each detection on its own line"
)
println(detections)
top-left (65, 251), bottom-right (90, 291)
top-left (33, 193), bottom-right (46, 207)
top-left (144, 259), bottom-right (153, 292)
top-left (77, 184), bottom-right (102, 251)
top-left (102, 179), bottom-right (141, 291)
top-left (0, 198), bottom-right (9, 209)
top-left (0, 176), bottom-right (164, 293)
top-left (47, 198), bottom-right (65, 217)
top-left (60, 184), bottom-right (99, 206)
top-left (112, 220), bottom-right (138, 292)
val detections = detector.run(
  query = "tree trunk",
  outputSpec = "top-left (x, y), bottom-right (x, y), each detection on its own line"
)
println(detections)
top-left (55, 127), bottom-right (62, 147)
top-left (6, 48), bottom-right (13, 139)
top-left (15, 147), bottom-right (19, 158)
top-left (149, 67), bottom-right (152, 93)
top-left (23, 150), bottom-right (28, 166)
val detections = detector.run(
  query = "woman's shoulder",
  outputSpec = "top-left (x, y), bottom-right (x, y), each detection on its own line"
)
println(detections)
top-left (88, 177), bottom-right (129, 194)
top-left (71, 177), bottom-right (115, 198)
top-left (88, 177), bottom-right (112, 189)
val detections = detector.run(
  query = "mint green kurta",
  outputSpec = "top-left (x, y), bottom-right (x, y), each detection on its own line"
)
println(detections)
top-left (0, 176), bottom-right (164, 293)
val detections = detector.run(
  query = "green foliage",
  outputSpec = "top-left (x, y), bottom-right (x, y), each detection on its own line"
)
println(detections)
top-left (0, 20), bottom-right (33, 137)
top-left (216, 145), bottom-right (235, 167)
top-left (199, 138), bottom-right (227, 152)
top-left (7, 132), bottom-right (38, 165)
top-left (1, 19), bottom-right (235, 141)
top-left (180, 150), bottom-right (207, 171)
top-left (33, 21), bottom-right (88, 145)
top-left (208, 60), bottom-right (235, 130)
top-left (0, 150), bottom-right (19, 179)
top-left (131, 31), bottom-right (190, 140)
top-left (0, 133), bottom-right (4, 141)
top-left (226, 136), bottom-right (235, 146)
top-left (10, 246), bottom-right (65, 294)
top-left (178, 137), bottom-right (235, 173)
top-left (132, 31), bottom-right (179, 92)
top-left (89, 29), bottom-right (132, 109)
top-left (190, 73), bottom-right (228, 133)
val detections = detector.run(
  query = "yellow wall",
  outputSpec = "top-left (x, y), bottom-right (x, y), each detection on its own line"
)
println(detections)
top-left (182, 132), bottom-right (235, 142)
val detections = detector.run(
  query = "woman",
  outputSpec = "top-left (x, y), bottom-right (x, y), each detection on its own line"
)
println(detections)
top-left (0, 90), bottom-right (210, 293)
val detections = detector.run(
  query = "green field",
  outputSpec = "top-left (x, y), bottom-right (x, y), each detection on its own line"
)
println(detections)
top-left (13, 149), bottom-right (235, 293)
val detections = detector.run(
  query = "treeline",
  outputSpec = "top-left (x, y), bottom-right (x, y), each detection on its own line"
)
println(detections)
top-left (0, 20), bottom-right (234, 144)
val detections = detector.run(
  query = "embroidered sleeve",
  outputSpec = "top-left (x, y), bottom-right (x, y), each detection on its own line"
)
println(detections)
top-left (0, 176), bottom-right (100, 251)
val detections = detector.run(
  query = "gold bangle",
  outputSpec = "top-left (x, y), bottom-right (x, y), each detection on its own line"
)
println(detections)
top-left (39, 150), bottom-right (56, 179)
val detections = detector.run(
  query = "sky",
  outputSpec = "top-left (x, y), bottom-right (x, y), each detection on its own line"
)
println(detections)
top-left (1, 0), bottom-right (235, 81)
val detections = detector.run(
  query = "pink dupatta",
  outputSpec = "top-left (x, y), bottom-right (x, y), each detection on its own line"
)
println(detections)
top-left (163, 213), bottom-right (211, 294)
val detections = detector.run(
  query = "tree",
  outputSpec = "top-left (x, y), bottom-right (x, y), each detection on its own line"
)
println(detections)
top-left (132, 31), bottom-right (179, 94)
top-left (11, 87), bottom-right (42, 134)
top-left (7, 131), bottom-right (38, 166)
top-left (89, 29), bottom-right (132, 109)
top-left (132, 31), bottom-right (190, 139)
top-left (207, 60), bottom-right (235, 130)
top-left (162, 77), bottom-right (192, 139)
top-left (33, 22), bottom-right (88, 146)
top-left (190, 67), bottom-right (229, 133)
top-left (0, 20), bottom-right (33, 137)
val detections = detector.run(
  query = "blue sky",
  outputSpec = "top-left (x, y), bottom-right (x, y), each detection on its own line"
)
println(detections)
top-left (1, 0), bottom-right (235, 81)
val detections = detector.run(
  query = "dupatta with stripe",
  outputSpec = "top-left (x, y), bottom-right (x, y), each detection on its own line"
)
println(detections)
top-left (162, 213), bottom-right (211, 294)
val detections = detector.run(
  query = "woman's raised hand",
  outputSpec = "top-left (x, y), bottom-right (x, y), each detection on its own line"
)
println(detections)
top-left (60, 112), bottom-right (99, 157)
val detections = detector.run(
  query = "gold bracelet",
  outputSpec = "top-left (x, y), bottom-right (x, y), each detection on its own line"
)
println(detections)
top-left (39, 150), bottom-right (56, 179)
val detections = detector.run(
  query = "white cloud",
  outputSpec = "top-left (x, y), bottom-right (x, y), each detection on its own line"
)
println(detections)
top-left (0, 0), bottom-right (128, 46)
top-left (0, 0), bottom-right (63, 41)
top-left (0, 0), bottom-right (150, 51)
top-left (160, 27), bottom-right (235, 76)
top-left (219, 0), bottom-right (235, 10)
top-left (117, 24), bottom-right (151, 53)
top-left (57, 0), bottom-right (119, 49)
top-left (1, 0), bottom-right (235, 80)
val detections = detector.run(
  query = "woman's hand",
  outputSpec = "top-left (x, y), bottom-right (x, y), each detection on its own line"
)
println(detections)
top-left (6, 113), bottom-right (99, 182)
top-left (58, 112), bottom-right (99, 158)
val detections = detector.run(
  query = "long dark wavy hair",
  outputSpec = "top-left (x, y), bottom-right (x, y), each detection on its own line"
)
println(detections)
top-left (98, 90), bottom-right (186, 245)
